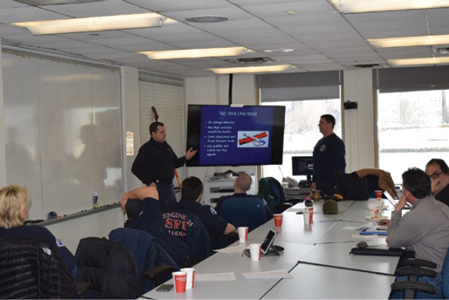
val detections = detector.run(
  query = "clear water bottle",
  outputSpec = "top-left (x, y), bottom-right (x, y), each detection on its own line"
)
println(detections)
top-left (93, 192), bottom-right (99, 208)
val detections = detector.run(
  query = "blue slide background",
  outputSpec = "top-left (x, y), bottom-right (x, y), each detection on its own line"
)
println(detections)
top-left (199, 106), bottom-right (274, 165)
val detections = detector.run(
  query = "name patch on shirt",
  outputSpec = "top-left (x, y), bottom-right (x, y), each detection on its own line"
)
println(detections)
top-left (55, 238), bottom-right (65, 248)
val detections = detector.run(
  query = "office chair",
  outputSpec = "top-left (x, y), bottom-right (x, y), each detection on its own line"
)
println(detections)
top-left (219, 196), bottom-right (267, 232)
top-left (258, 177), bottom-right (301, 213)
top-left (161, 211), bottom-right (213, 265)
top-left (390, 250), bottom-right (445, 299)
top-left (108, 227), bottom-right (178, 292)
top-left (75, 236), bottom-right (143, 299)
top-left (0, 238), bottom-right (79, 299)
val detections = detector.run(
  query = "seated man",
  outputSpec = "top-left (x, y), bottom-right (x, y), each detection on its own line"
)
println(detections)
top-left (386, 168), bottom-right (449, 298)
top-left (167, 176), bottom-right (237, 249)
top-left (425, 158), bottom-right (449, 206)
top-left (120, 184), bottom-right (188, 266)
top-left (215, 172), bottom-right (273, 221)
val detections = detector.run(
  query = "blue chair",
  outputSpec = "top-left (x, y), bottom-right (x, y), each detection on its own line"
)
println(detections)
top-left (219, 196), bottom-right (267, 232)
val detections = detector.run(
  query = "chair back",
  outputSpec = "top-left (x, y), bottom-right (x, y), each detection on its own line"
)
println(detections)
top-left (258, 177), bottom-right (286, 212)
top-left (441, 246), bottom-right (449, 298)
top-left (109, 227), bottom-right (178, 292)
top-left (219, 196), bottom-right (267, 232)
top-left (75, 237), bottom-right (142, 299)
top-left (0, 238), bottom-right (76, 299)
top-left (161, 211), bottom-right (213, 263)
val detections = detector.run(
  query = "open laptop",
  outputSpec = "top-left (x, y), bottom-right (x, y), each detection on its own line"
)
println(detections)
top-left (384, 190), bottom-right (410, 209)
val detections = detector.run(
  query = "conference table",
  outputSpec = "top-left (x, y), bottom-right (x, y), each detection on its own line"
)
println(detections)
top-left (141, 199), bottom-right (399, 299)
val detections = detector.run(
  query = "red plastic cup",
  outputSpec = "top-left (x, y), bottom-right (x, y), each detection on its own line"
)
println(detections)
top-left (172, 271), bottom-right (187, 293)
top-left (274, 214), bottom-right (283, 227)
top-left (375, 190), bottom-right (383, 199)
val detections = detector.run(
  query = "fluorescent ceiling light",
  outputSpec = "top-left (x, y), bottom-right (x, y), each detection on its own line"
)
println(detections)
top-left (330, 0), bottom-right (449, 13)
top-left (140, 47), bottom-right (254, 60)
top-left (388, 57), bottom-right (449, 66)
top-left (208, 65), bottom-right (295, 74)
top-left (369, 34), bottom-right (449, 48)
top-left (11, 13), bottom-right (169, 35)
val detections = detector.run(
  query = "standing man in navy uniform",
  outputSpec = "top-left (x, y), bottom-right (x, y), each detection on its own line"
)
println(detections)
top-left (312, 114), bottom-right (346, 197)
top-left (132, 122), bottom-right (197, 211)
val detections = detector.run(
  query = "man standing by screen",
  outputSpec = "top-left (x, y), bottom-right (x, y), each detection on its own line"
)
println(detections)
top-left (132, 122), bottom-right (197, 211)
top-left (311, 114), bottom-right (346, 197)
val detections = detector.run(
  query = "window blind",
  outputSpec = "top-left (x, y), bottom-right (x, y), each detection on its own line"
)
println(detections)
top-left (138, 74), bottom-right (186, 182)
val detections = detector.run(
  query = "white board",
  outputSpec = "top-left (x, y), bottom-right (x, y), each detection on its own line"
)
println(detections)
top-left (2, 50), bottom-right (123, 220)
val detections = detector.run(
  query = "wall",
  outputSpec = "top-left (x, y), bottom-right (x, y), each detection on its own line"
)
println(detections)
top-left (342, 69), bottom-right (376, 172)
top-left (0, 41), bottom-right (5, 187)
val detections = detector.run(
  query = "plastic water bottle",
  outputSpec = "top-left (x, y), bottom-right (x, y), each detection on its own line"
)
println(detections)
top-left (93, 192), bottom-right (99, 209)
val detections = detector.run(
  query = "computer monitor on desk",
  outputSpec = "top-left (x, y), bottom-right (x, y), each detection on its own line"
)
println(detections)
top-left (292, 156), bottom-right (314, 188)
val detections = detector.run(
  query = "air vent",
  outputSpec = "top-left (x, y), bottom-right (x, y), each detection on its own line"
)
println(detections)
top-left (186, 16), bottom-right (228, 23)
top-left (353, 64), bottom-right (380, 68)
top-left (433, 47), bottom-right (449, 55)
top-left (226, 57), bottom-right (277, 64)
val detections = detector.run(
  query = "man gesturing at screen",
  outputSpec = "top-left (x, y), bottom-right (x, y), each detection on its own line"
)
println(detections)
top-left (132, 122), bottom-right (197, 211)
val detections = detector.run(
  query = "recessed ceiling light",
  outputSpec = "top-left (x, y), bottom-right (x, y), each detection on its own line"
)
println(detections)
top-left (330, 0), bottom-right (449, 13)
top-left (186, 16), bottom-right (228, 23)
top-left (208, 64), bottom-right (296, 74)
top-left (388, 57), bottom-right (449, 66)
top-left (286, 10), bottom-right (297, 15)
top-left (368, 34), bottom-right (449, 48)
top-left (11, 13), bottom-right (168, 35)
top-left (16, 0), bottom-right (105, 5)
top-left (139, 47), bottom-right (253, 60)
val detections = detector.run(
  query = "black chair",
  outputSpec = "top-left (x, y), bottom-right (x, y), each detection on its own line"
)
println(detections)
top-left (390, 251), bottom-right (442, 299)
top-left (219, 196), bottom-right (267, 232)
top-left (0, 238), bottom-right (81, 299)
top-left (108, 228), bottom-right (178, 292)
top-left (75, 237), bottom-right (144, 299)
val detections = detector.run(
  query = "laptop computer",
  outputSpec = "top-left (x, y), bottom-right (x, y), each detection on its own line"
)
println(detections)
top-left (384, 190), bottom-right (410, 209)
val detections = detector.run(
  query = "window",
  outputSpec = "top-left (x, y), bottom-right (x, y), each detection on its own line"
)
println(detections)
top-left (377, 89), bottom-right (449, 183)
top-left (261, 99), bottom-right (342, 183)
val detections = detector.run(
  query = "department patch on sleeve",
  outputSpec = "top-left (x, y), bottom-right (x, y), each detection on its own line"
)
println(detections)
top-left (210, 207), bottom-right (218, 215)
top-left (55, 238), bottom-right (65, 247)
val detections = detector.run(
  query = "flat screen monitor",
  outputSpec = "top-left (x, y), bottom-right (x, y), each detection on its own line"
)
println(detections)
top-left (186, 104), bottom-right (285, 166)
top-left (292, 156), bottom-right (314, 182)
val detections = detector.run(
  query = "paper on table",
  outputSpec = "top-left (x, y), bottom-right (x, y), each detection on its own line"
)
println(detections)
top-left (242, 269), bottom-right (293, 280)
top-left (214, 244), bottom-right (247, 253)
top-left (195, 272), bottom-right (236, 281)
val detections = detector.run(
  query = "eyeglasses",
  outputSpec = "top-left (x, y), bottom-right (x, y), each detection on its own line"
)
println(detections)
top-left (429, 172), bottom-right (443, 179)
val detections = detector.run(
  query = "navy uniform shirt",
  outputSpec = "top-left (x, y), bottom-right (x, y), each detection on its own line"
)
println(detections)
top-left (0, 225), bottom-right (77, 275)
top-left (125, 197), bottom-right (188, 265)
top-left (169, 200), bottom-right (228, 249)
top-left (131, 138), bottom-right (186, 185)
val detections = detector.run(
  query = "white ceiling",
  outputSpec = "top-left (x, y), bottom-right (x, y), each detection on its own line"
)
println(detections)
top-left (0, 0), bottom-right (448, 78)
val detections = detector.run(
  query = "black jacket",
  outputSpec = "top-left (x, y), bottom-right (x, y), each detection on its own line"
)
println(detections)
top-left (132, 138), bottom-right (186, 185)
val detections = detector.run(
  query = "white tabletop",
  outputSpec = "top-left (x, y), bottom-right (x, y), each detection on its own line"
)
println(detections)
top-left (262, 263), bottom-right (395, 299)
top-left (141, 200), bottom-right (400, 299)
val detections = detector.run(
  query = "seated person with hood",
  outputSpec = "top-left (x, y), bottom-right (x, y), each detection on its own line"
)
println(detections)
top-left (168, 176), bottom-right (238, 249)
top-left (0, 184), bottom-right (77, 278)
top-left (120, 184), bottom-right (188, 266)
